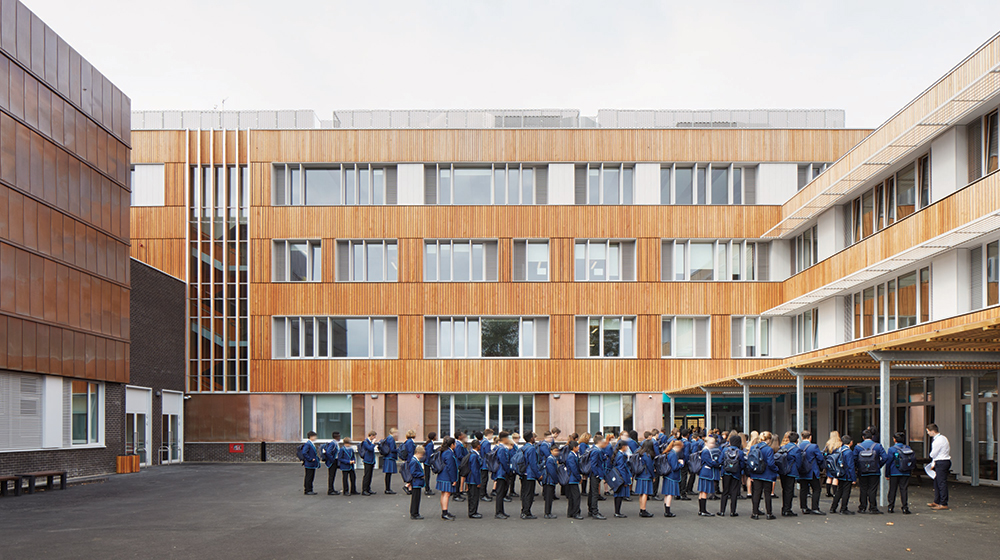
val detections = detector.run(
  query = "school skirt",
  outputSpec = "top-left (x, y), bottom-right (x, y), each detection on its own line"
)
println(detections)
top-left (698, 477), bottom-right (717, 494)
top-left (614, 484), bottom-right (631, 498)
top-left (435, 479), bottom-right (456, 493)
top-left (662, 478), bottom-right (681, 497)
top-left (634, 479), bottom-right (655, 496)
top-left (383, 459), bottom-right (397, 473)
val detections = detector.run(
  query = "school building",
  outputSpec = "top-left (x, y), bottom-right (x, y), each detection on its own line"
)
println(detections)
top-left (120, 31), bottom-right (1000, 485)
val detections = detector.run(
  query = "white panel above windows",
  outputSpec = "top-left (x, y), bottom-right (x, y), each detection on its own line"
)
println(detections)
top-left (130, 164), bottom-right (165, 207)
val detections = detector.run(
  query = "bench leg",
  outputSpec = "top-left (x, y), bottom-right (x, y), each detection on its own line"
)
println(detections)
top-left (59, 473), bottom-right (66, 490)
top-left (26, 476), bottom-right (35, 494)
top-left (47, 475), bottom-right (54, 490)
top-left (15, 478), bottom-right (21, 496)
top-left (0, 481), bottom-right (6, 497)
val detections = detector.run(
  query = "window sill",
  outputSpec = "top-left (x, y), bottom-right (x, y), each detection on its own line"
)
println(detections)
top-left (0, 444), bottom-right (106, 454)
top-left (660, 356), bottom-right (711, 359)
top-left (273, 357), bottom-right (398, 360)
top-left (424, 356), bottom-right (550, 360)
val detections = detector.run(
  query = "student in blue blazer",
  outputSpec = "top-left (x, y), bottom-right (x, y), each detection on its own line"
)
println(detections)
top-left (885, 431), bottom-right (914, 514)
top-left (564, 441), bottom-right (583, 519)
top-left (422, 432), bottom-right (437, 497)
top-left (586, 437), bottom-right (608, 520)
top-left (749, 431), bottom-right (778, 520)
top-left (478, 430), bottom-right (493, 501)
top-left (406, 446), bottom-right (426, 519)
top-left (492, 432), bottom-right (513, 519)
top-left (337, 438), bottom-right (358, 496)
top-left (634, 439), bottom-right (657, 517)
top-left (435, 436), bottom-right (458, 520)
top-left (830, 435), bottom-right (857, 515)
top-left (796, 430), bottom-right (824, 515)
top-left (718, 434), bottom-right (745, 517)
top-left (521, 432), bottom-right (540, 519)
top-left (399, 430), bottom-right (417, 496)
top-left (611, 440), bottom-right (632, 518)
top-left (359, 431), bottom-right (378, 496)
top-left (697, 436), bottom-right (722, 517)
top-left (578, 433), bottom-right (591, 496)
top-left (542, 445), bottom-right (561, 518)
top-left (465, 440), bottom-right (484, 519)
top-left (777, 432), bottom-right (803, 517)
top-left (300, 431), bottom-right (320, 495)
top-left (322, 435), bottom-right (341, 496)
top-left (382, 428), bottom-right (399, 495)
top-left (854, 429), bottom-right (888, 514)
top-left (661, 439), bottom-right (684, 517)
top-left (452, 432), bottom-right (468, 502)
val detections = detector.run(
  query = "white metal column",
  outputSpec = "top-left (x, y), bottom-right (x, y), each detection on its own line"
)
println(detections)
top-left (796, 374), bottom-right (805, 434)
top-left (704, 389), bottom-right (713, 432)
top-left (879, 358), bottom-right (891, 507)
top-left (743, 383), bottom-right (750, 433)
top-left (971, 376), bottom-right (980, 486)
top-left (669, 395), bottom-right (676, 431)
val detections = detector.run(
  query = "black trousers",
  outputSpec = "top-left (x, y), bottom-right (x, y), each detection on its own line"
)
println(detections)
top-left (831, 480), bottom-right (851, 511)
top-left (385, 472), bottom-right (393, 491)
top-left (424, 465), bottom-right (434, 494)
top-left (410, 487), bottom-right (421, 516)
top-left (543, 484), bottom-right (555, 515)
top-left (933, 460), bottom-right (950, 506)
top-left (686, 471), bottom-right (697, 493)
top-left (780, 475), bottom-right (797, 513)
top-left (341, 470), bottom-right (356, 494)
top-left (651, 473), bottom-right (659, 496)
top-left (362, 463), bottom-right (374, 493)
top-left (480, 470), bottom-right (490, 496)
top-left (304, 468), bottom-right (316, 493)
top-left (567, 483), bottom-right (581, 517)
top-left (327, 468), bottom-right (339, 494)
top-left (521, 479), bottom-right (536, 515)
top-left (467, 483), bottom-right (481, 515)
top-left (506, 473), bottom-right (517, 499)
top-left (858, 476), bottom-right (878, 511)
top-left (888, 476), bottom-right (909, 508)
top-left (799, 477), bottom-right (821, 511)
top-left (588, 475), bottom-right (601, 515)
top-left (750, 479), bottom-right (773, 515)
top-left (494, 478), bottom-right (509, 515)
top-left (720, 474), bottom-right (740, 514)
top-left (679, 470), bottom-right (688, 496)
top-left (581, 476), bottom-right (588, 496)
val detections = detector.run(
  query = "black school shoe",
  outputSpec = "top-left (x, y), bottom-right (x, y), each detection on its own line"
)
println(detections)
top-left (304, 491), bottom-right (317, 495)
top-left (403, 488), bottom-right (411, 495)
top-left (614, 513), bottom-right (628, 518)
top-left (729, 512), bottom-right (739, 517)
top-left (766, 514), bottom-right (777, 520)
top-left (544, 514), bottom-right (558, 519)
top-left (453, 496), bottom-right (466, 502)
top-left (840, 509), bottom-right (856, 515)
top-left (698, 512), bottom-right (714, 517)
top-left (495, 513), bottom-right (510, 519)
top-left (782, 511), bottom-right (798, 517)
top-left (639, 510), bottom-right (654, 517)
top-left (901, 507), bottom-right (911, 514)
top-left (384, 490), bottom-right (397, 495)
top-left (520, 514), bottom-right (537, 520)
top-left (868, 508), bottom-right (883, 514)
top-left (328, 491), bottom-right (341, 495)
top-left (592, 513), bottom-right (606, 520)
top-left (481, 496), bottom-right (493, 502)
top-left (469, 513), bottom-right (482, 519)
top-left (411, 514), bottom-right (424, 520)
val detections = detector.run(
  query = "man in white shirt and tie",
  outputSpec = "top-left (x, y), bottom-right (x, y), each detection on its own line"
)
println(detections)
top-left (926, 424), bottom-right (951, 510)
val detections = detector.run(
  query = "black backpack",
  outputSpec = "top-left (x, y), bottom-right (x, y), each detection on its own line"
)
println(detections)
top-left (296, 443), bottom-right (309, 462)
top-left (398, 442), bottom-right (411, 462)
top-left (400, 459), bottom-right (414, 484)
top-left (687, 449), bottom-right (702, 474)
top-left (430, 449), bottom-right (446, 474)
top-left (510, 446), bottom-right (526, 475)
top-left (379, 438), bottom-right (392, 457)
top-left (746, 444), bottom-right (766, 475)
top-left (825, 449), bottom-right (846, 479)
top-left (775, 444), bottom-right (794, 476)
top-left (486, 448), bottom-right (501, 473)
top-left (894, 446), bottom-right (915, 472)
top-left (857, 445), bottom-right (881, 475)
top-left (556, 463), bottom-right (570, 486)
top-left (629, 453), bottom-right (646, 477)
top-left (458, 452), bottom-right (472, 478)
top-left (723, 446), bottom-right (741, 475)
top-left (579, 448), bottom-right (594, 475)
top-left (654, 453), bottom-right (673, 476)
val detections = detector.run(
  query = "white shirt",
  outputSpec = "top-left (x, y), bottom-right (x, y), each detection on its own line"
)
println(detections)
top-left (929, 433), bottom-right (951, 463)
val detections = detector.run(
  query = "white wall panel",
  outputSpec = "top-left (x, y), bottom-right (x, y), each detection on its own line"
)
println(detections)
top-left (756, 163), bottom-right (798, 205)
top-left (548, 163), bottom-right (575, 205)
top-left (396, 163), bottom-right (424, 205)
top-left (634, 163), bottom-right (660, 205)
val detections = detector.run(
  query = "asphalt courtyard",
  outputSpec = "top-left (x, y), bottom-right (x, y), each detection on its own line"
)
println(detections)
top-left (1, 463), bottom-right (999, 560)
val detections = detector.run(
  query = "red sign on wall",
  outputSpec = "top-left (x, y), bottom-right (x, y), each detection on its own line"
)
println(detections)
top-left (229, 443), bottom-right (245, 453)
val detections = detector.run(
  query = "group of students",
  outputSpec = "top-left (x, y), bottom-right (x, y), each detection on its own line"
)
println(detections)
top-left (298, 423), bottom-right (923, 521)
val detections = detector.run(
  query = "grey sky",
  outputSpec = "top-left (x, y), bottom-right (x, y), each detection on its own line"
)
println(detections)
top-left (25, 0), bottom-right (1000, 128)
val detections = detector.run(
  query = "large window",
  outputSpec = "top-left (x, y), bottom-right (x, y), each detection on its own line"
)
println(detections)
top-left (587, 394), bottom-right (635, 435)
top-left (513, 240), bottom-right (550, 282)
top-left (336, 240), bottom-right (398, 282)
top-left (850, 266), bottom-right (931, 339)
top-left (792, 308), bottom-right (818, 353)
top-left (302, 395), bottom-right (352, 439)
top-left (575, 317), bottom-right (636, 358)
top-left (272, 317), bottom-right (398, 359)
top-left (661, 316), bottom-right (711, 358)
top-left (895, 379), bottom-right (934, 461)
top-left (661, 240), bottom-right (769, 281)
top-left (72, 381), bottom-right (101, 446)
top-left (574, 164), bottom-right (634, 205)
top-left (424, 317), bottom-right (549, 358)
top-left (731, 316), bottom-right (770, 357)
top-left (971, 239), bottom-right (1000, 310)
top-left (272, 240), bottom-right (322, 282)
top-left (848, 154), bottom-right (930, 245)
top-left (424, 240), bottom-right (499, 282)
top-left (660, 163), bottom-right (756, 205)
top-left (273, 164), bottom-right (396, 206)
top-left (439, 394), bottom-right (534, 436)
top-left (574, 240), bottom-right (636, 281)
top-left (131, 164), bottom-right (165, 206)
top-left (424, 164), bottom-right (547, 205)
top-left (791, 225), bottom-right (818, 274)
top-left (797, 163), bottom-right (830, 190)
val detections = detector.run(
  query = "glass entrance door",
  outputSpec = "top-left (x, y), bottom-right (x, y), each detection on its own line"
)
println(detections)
top-left (162, 414), bottom-right (181, 463)
top-left (126, 413), bottom-right (148, 465)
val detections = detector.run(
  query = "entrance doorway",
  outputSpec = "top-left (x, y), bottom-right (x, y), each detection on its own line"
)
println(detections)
top-left (161, 390), bottom-right (184, 464)
top-left (125, 386), bottom-right (153, 466)
top-left (664, 397), bottom-right (778, 434)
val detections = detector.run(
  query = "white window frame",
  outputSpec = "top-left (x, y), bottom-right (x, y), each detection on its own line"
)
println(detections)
top-left (513, 239), bottom-right (550, 282)
top-left (272, 316), bottom-right (398, 359)
top-left (575, 316), bottom-right (637, 359)
top-left (660, 163), bottom-right (752, 205)
top-left (660, 316), bottom-right (711, 358)
top-left (425, 316), bottom-right (549, 359)
top-left (731, 316), bottom-right (770, 358)
top-left (586, 394), bottom-right (635, 435)
top-left (301, 394), bottom-right (353, 440)
top-left (426, 163), bottom-right (544, 205)
top-left (336, 240), bottom-right (398, 282)
top-left (579, 163), bottom-right (634, 205)
top-left (791, 225), bottom-right (818, 274)
top-left (662, 239), bottom-right (768, 281)
top-left (848, 152), bottom-right (931, 246)
top-left (423, 239), bottom-right (498, 282)
top-left (272, 239), bottom-right (322, 282)
top-left (971, 238), bottom-right (1000, 310)
top-left (792, 308), bottom-right (819, 354)
top-left (574, 239), bottom-right (636, 282)
top-left (71, 381), bottom-right (104, 447)
top-left (439, 394), bottom-right (535, 436)
top-left (850, 265), bottom-right (931, 340)
top-left (272, 163), bottom-right (392, 206)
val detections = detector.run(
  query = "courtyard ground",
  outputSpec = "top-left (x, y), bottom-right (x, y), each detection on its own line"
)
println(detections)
top-left (1, 463), bottom-right (998, 559)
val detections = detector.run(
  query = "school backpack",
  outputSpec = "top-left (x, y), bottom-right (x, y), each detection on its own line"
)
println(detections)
top-left (296, 443), bottom-right (309, 462)
top-left (857, 445), bottom-right (881, 475)
top-left (825, 449), bottom-right (846, 479)
top-left (397, 442), bottom-right (411, 462)
top-left (510, 446), bottom-right (527, 475)
top-left (579, 447), bottom-right (594, 476)
top-left (556, 462), bottom-right (570, 486)
top-left (746, 444), bottom-right (766, 475)
top-left (458, 452), bottom-right (472, 479)
top-left (775, 444), bottom-right (794, 476)
top-left (605, 463), bottom-right (625, 492)
top-left (430, 449), bottom-right (446, 474)
top-left (628, 453), bottom-right (646, 477)
top-left (723, 446), bottom-right (741, 475)
top-left (400, 459), bottom-right (414, 484)
top-left (321, 441), bottom-right (338, 463)
top-left (485, 448), bottom-right (501, 473)
top-left (894, 445), bottom-right (916, 472)
top-left (379, 438), bottom-right (392, 457)
top-left (654, 453), bottom-right (673, 476)
top-left (687, 449), bottom-right (703, 474)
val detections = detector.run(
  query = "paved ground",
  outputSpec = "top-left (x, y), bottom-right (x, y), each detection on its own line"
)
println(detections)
top-left (1, 463), bottom-right (999, 560)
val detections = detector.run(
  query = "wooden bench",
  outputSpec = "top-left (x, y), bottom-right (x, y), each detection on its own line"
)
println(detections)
top-left (0, 475), bottom-right (23, 497)
top-left (17, 471), bottom-right (67, 494)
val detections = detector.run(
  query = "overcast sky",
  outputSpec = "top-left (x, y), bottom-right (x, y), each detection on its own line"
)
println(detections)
top-left (24, 0), bottom-right (1000, 128)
